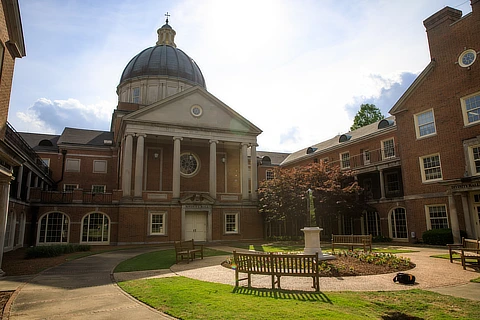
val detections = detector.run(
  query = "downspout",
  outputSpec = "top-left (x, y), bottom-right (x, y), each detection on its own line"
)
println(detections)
top-left (54, 149), bottom-right (67, 190)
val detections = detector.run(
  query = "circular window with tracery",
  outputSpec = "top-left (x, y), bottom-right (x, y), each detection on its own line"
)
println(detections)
top-left (180, 153), bottom-right (200, 176)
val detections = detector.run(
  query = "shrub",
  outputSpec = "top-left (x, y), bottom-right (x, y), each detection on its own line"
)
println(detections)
top-left (25, 244), bottom-right (91, 259)
top-left (422, 229), bottom-right (467, 245)
top-left (372, 235), bottom-right (392, 243)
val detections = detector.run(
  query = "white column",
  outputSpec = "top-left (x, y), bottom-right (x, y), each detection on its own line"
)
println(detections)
top-left (461, 193), bottom-right (473, 237)
top-left (173, 137), bottom-right (183, 198)
top-left (122, 134), bottom-right (134, 197)
top-left (250, 144), bottom-right (258, 200)
top-left (379, 169), bottom-right (386, 199)
top-left (0, 178), bottom-right (12, 276)
top-left (26, 171), bottom-right (32, 200)
top-left (241, 143), bottom-right (249, 200)
top-left (448, 194), bottom-right (461, 244)
top-left (209, 140), bottom-right (218, 198)
top-left (16, 165), bottom-right (23, 199)
top-left (134, 134), bottom-right (146, 198)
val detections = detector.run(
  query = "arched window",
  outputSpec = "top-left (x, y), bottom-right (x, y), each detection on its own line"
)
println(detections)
top-left (390, 207), bottom-right (407, 239)
top-left (38, 212), bottom-right (69, 244)
top-left (81, 212), bottom-right (110, 243)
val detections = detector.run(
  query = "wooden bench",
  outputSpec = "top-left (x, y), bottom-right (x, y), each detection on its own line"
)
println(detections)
top-left (233, 251), bottom-right (320, 291)
top-left (447, 237), bottom-right (480, 270)
top-left (174, 239), bottom-right (204, 264)
top-left (331, 234), bottom-right (372, 252)
top-left (447, 237), bottom-right (479, 263)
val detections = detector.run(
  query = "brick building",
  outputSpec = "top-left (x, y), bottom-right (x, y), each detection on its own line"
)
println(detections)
top-left (281, 0), bottom-right (480, 243)
top-left (7, 19), bottom-right (264, 250)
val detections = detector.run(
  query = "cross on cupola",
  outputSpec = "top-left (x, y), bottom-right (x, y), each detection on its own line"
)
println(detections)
top-left (156, 11), bottom-right (176, 47)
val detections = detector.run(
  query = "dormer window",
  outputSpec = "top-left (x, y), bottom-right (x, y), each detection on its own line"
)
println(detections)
top-left (339, 134), bottom-right (352, 143)
top-left (378, 119), bottom-right (394, 129)
top-left (306, 147), bottom-right (317, 154)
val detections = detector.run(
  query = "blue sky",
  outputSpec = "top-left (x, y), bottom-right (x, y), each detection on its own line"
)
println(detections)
top-left (8, 0), bottom-right (473, 152)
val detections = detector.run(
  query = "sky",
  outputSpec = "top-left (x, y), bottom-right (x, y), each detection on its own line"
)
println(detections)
top-left (8, 0), bottom-right (473, 153)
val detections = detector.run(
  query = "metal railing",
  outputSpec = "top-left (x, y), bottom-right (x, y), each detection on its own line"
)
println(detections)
top-left (5, 122), bottom-right (51, 175)
top-left (83, 192), bottom-right (112, 204)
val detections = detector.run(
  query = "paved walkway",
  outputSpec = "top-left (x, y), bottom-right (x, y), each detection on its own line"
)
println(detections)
top-left (1, 245), bottom-right (480, 319)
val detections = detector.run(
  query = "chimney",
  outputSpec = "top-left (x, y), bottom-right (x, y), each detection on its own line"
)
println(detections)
top-left (423, 7), bottom-right (462, 32)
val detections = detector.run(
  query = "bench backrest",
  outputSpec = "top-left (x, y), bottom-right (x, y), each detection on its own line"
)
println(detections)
top-left (332, 234), bottom-right (372, 244)
top-left (233, 251), bottom-right (319, 275)
top-left (464, 239), bottom-right (480, 250)
top-left (175, 239), bottom-right (195, 251)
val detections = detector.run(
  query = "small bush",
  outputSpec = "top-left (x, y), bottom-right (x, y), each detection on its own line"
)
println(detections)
top-left (422, 229), bottom-right (453, 245)
top-left (25, 244), bottom-right (91, 259)
top-left (372, 235), bottom-right (392, 243)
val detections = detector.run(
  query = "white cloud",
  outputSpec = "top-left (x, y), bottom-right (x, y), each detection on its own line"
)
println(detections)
top-left (16, 98), bottom-right (112, 134)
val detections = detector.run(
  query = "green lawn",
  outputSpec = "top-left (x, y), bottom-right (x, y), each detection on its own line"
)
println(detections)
top-left (114, 248), bottom-right (229, 273)
top-left (118, 276), bottom-right (480, 319)
top-left (232, 242), bottom-right (417, 254)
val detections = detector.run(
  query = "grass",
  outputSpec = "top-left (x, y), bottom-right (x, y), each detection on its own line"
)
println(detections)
top-left (114, 248), bottom-right (229, 273)
top-left (118, 276), bottom-right (480, 320)
top-left (233, 242), bottom-right (417, 254)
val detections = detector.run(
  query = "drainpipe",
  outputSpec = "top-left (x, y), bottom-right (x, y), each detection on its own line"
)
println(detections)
top-left (54, 149), bottom-right (67, 190)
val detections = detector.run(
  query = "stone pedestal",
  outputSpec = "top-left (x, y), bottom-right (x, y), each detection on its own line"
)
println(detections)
top-left (301, 226), bottom-right (335, 260)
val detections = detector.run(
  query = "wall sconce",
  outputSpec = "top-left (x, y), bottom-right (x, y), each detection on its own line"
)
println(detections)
top-left (154, 153), bottom-right (159, 159)
top-left (221, 157), bottom-right (226, 163)
top-left (189, 154), bottom-right (194, 161)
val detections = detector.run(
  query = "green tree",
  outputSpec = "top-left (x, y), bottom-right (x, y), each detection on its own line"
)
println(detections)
top-left (350, 104), bottom-right (384, 131)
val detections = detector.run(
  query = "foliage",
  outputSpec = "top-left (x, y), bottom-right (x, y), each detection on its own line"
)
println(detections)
top-left (114, 248), bottom-right (229, 273)
top-left (421, 228), bottom-right (467, 245)
top-left (258, 162), bottom-right (364, 227)
top-left (350, 104), bottom-right (384, 131)
top-left (372, 235), bottom-right (392, 243)
top-left (119, 277), bottom-right (480, 319)
top-left (25, 244), bottom-right (90, 259)
top-left (335, 250), bottom-right (411, 269)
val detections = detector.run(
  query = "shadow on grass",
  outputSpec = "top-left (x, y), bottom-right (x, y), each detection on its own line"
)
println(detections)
top-left (381, 311), bottom-right (423, 320)
top-left (232, 286), bottom-right (332, 303)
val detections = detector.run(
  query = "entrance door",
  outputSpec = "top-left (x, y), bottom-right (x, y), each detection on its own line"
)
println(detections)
top-left (185, 211), bottom-right (207, 241)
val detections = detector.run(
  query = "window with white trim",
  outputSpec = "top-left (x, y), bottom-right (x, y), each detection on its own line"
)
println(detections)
top-left (468, 145), bottom-right (480, 176)
top-left (38, 212), bottom-right (69, 244)
top-left (266, 170), bottom-right (274, 180)
top-left (65, 158), bottom-right (80, 172)
top-left (93, 160), bottom-right (107, 173)
top-left (390, 207), bottom-right (407, 239)
top-left (364, 211), bottom-right (380, 237)
top-left (385, 172), bottom-right (401, 194)
top-left (225, 213), bottom-right (239, 234)
top-left (63, 184), bottom-right (78, 192)
top-left (132, 87), bottom-right (140, 103)
top-left (461, 92), bottom-right (480, 126)
top-left (81, 212), bottom-right (110, 243)
top-left (382, 138), bottom-right (395, 159)
top-left (414, 109), bottom-right (436, 138)
top-left (420, 154), bottom-right (443, 182)
top-left (363, 149), bottom-right (370, 165)
top-left (149, 212), bottom-right (166, 235)
top-left (340, 152), bottom-right (350, 169)
top-left (425, 205), bottom-right (449, 229)
top-left (91, 185), bottom-right (106, 193)
top-left (42, 158), bottom-right (50, 167)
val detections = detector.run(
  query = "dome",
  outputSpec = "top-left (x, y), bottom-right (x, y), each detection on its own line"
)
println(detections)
top-left (119, 21), bottom-right (206, 88)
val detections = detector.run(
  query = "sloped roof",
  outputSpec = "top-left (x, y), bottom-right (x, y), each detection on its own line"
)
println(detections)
top-left (57, 128), bottom-right (114, 147)
top-left (281, 116), bottom-right (396, 166)
top-left (257, 151), bottom-right (290, 166)
top-left (19, 132), bottom-right (60, 152)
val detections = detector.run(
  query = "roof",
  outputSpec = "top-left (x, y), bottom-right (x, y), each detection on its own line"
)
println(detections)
top-left (56, 128), bottom-right (114, 147)
top-left (281, 116), bottom-right (396, 166)
top-left (19, 132), bottom-right (59, 152)
top-left (257, 151), bottom-right (290, 166)
top-left (119, 45), bottom-right (206, 88)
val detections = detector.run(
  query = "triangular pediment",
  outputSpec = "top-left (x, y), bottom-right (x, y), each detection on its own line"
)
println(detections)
top-left (122, 86), bottom-right (261, 135)
top-left (179, 193), bottom-right (215, 205)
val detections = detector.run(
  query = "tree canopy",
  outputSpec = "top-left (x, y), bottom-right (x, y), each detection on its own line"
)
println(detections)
top-left (350, 104), bottom-right (384, 131)
top-left (258, 162), bottom-right (364, 228)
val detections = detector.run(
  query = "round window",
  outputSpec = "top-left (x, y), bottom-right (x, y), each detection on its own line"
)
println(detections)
top-left (458, 49), bottom-right (477, 68)
top-left (180, 153), bottom-right (200, 176)
top-left (190, 105), bottom-right (203, 117)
